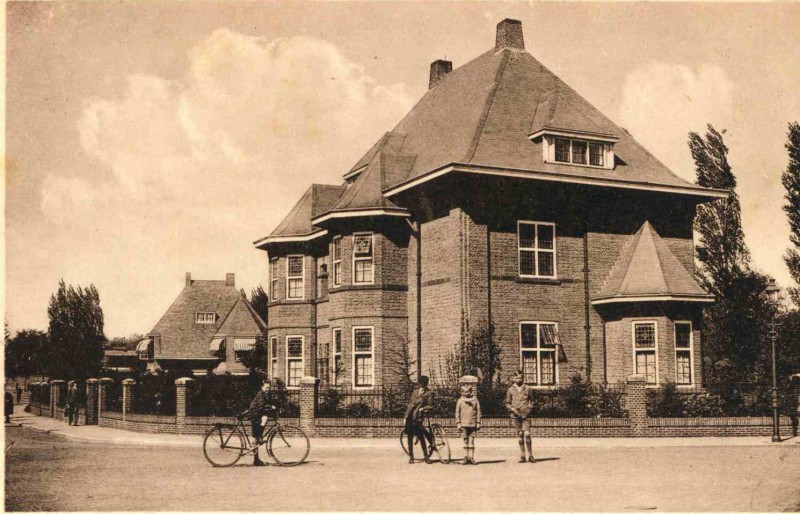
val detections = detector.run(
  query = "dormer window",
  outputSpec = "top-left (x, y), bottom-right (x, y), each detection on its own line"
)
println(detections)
top-left (196, 312), bottom-right (216, 324)
top-left (533, 130), bottom-right (617, 170)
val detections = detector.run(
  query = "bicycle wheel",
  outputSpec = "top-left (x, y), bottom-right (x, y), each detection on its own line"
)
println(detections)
top-left (430, 424), bottom-right (451, 464)
top-left (202, 424), bottom-right (245, 467)
top-left (400, 427), bottom-right (422, 457)
top-left (267, 425), bottom-right (310, 466)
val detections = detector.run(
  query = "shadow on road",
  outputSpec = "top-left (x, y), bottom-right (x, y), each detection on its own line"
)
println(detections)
top-left (533, 457), bottom-right (560, 463)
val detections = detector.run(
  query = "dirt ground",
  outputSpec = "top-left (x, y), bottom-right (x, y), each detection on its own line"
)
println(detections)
top-left (5, 426), bottom-right (800, 512)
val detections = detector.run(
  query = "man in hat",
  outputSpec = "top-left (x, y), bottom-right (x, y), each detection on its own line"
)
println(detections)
top-left (404, 375), bottom-right (433, 464)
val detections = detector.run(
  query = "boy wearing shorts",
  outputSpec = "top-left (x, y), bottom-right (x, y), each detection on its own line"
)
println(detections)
top-left (455, 384), bottom-right (481, 465)
top-left (505, 370), bottom-right (535, 463)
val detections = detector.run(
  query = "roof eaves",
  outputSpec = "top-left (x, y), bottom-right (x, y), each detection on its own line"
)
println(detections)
top-left (253, 229), bottom-right (329, 249)
top-left (591, 294), bottom-right (715, 305)
top-left (382, 162), bottom-right (729, 200)
top-left (311, 208), bottom-right (410, 225)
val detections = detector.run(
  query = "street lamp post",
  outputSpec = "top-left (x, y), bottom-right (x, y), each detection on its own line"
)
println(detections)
top-left (765, 278), bottom-right (781, 443)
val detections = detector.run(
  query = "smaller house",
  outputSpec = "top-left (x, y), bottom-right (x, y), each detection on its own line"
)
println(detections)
top-left (137, 273), bottom-right (267, 376)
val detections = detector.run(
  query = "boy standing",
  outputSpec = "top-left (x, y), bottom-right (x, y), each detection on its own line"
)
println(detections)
top-left (505, 370), bottom-right (535, 463)
top-left (455, 384), bottom-right (481, 465)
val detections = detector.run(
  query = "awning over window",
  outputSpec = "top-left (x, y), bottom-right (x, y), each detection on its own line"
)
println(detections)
top-left (233, 339), bottom-right (256, 351)
top-left (209, 338), bottom-right (225, 352)
top-left (136, 339), bottom-right (151, 353)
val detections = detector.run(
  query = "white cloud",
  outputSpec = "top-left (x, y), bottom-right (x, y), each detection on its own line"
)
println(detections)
top-left (39, 28), bottom-right (415, 336)
top-left (619, 61), bottom-right (734, 179)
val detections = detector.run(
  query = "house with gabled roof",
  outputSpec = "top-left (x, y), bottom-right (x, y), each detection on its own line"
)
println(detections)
top-left (136, 273), bottom-right (267, 376)
top-left (254, 19), bottom-right (725, 389)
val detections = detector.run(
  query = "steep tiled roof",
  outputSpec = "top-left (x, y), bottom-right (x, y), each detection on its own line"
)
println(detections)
top-left (258, 22), bottom-right (723, 248)
top-left (149, 278), bottom-right (264, 359)
top-left (592, 221), bottom-right (713, 304)
top-left (265, 184), bottom-right (346, 239)
top-left (216, 297), bottom-right (266, 336)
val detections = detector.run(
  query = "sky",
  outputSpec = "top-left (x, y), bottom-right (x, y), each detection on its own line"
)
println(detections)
top-left (5, 2), bottom-right (800, 338)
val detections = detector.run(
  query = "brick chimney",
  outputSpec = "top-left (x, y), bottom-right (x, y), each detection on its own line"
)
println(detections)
top-left (429, 59), bottom-right (453, 89)
top-left (226, 273), bottom-right (235, 286)
top-left (185, 272), bottom-right (192, 286)
top-left (496, 19), bottom-right (524, 50)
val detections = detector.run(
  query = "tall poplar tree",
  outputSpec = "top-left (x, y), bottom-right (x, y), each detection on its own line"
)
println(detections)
top-left (46, 280), bottom-right (106, 380)
top-left (782, 121), bottom-right (800, 305)
top-left (689, 124), bottom-right (750, 297)
top-left (689, 125), bottom-right (771, 383)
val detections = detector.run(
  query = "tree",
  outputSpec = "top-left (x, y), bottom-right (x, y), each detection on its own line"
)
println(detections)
top-left (436, 322), bottom-right (502, 386)
top-left (5, 329), bottom-right (47, 382)
top-left (243, 286), bottom-right (269, 325)
top-left (688, 125), bottom-right (773, 383)
top-left (239, 334), bottom-right (269, 377)
top-left (782, 121), bottom-right (800, 306)
top-left (45, 280), bottom-right (106, 380)
top-left (689, 124), bottom-right (750, 297)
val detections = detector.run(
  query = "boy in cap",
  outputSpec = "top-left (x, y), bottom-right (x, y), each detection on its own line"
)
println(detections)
top-left (455, 383), bottom-right (482, 465)
top-left (505, 370), bottom-right (535, 463)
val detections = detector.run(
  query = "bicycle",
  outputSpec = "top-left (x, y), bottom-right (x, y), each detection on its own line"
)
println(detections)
top-left (202, 407), bottom-right (310, 467)
top-left (400, 409), bottom-right (451, 464)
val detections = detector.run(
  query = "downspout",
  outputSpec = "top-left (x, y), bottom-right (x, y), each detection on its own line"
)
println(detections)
top-left (311, 255), bottom-right (318, 378)
top-left (486, 221), bottom-right (492, 374)
top-left (406, 218), bottom-right (422, 380)
top-left (583, 226), bottom-right (592, 381)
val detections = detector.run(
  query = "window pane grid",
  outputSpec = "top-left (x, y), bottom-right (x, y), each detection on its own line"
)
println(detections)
top-left (518, 222), bottom-right (556, 277)
top-left (572, 141), bottom-right (587, 164)
top-left (520, 322), bottom-right (558, 385)
top-left (675, 323), bottom-right (691, 348)
top-left (288, 257), bottom-right (303, 276)
top-left (287, 338), bottom-right (303, 357)
top-left (555, 138), bottom-right (570, 162)
top-left (635, 324), bottom-right (656, 348)
top-left (676, 351), bottom-right (692, 385)
top-left (354, 329), bottom-right (372, 352)
top-left (589, 143), bottom-right (604, 166)
top-left (355, 356), bottom-right (373, 386)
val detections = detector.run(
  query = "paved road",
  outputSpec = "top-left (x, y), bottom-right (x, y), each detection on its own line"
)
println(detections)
top-left (5, 425), bottom-right (800, 512)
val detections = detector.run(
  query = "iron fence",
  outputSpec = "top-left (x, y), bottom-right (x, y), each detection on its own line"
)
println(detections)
top-left (104, 381), bottom-right (123, 412)
top-left (646, 382), bottom-right (796, 418)
top-left (316, 381), bottom-right (628, 419)
top-left (130, 380), bottom-right (176, 415)
top-left (186, 376), bottom-right (300, 418)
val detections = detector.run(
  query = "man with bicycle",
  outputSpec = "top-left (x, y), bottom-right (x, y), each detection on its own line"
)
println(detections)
top-left (244, 377), bottom-right (273, 466)
top-left (404, 375), bottom-right (433, 464)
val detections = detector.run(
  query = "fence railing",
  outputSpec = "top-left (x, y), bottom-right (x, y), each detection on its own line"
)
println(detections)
top-left (104, 381), bottom-right (123, 412)
top-left (186, 377), bottom-right (300, 418)
top-left (316, 382), bottom-right (629, 419)
top-left (130, 381), bottom-right (176, 415)
top-left (646, 382), bottom-right (796, 418)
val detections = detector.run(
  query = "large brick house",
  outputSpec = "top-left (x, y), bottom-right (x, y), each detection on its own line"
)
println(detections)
top-left (136, 273), bottom-right (267, 376)
top-left (255, 19), bottom-right (725, 389)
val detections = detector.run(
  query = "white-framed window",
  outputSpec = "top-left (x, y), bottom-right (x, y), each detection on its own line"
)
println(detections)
top-left (233, 338), bottom-right (255, 363)
top-left (286, 255), bottom-right (304, 299)
top-left (519, 322), bottom-right (558, 386)
top-left (554, 137), bottom-right (607, 168)
top-left (332, 237), bottom-right (342, 287)
top-left (632, 321), bottom-right (659, 385)
top-left (332, 328), bottom-right (342, 386)
top-left (270, 257), bottom-right (279, 300)
top-left (270, 336), bottom-right (278, 379)
top-left (286, 336), bottom-right (304, 388)
top-left (352, 327), bottom-right (374, 388)
top-left (674, 321), bottom-right (693, 385)
top-left (195, 312), bottom-right (216, 324)
top-left (352, 233), bottom-right (374, 284)
top-left (518, 221), bottom-right (556, 278)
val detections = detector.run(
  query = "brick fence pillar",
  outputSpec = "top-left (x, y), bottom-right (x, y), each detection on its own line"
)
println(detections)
top-left (98, 377), bottom-right (113, 420)
top-left (299, 377), bottom-right (319, 436)
top-left (175, 377), bottom-right (193, 432)
top-left (626, 375), bottom-right (647, 437)
top-left (50, 380), bottom-right (65, 419)
top-left (85, 379), bottom-right (99, 425)
top-left (122, 378), bottom-right (135, 421)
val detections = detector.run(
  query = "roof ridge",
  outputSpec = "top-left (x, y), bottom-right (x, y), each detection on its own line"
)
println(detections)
top-left (215, 295), bottom-right (243, 337)
top-left (640, 222), bottom-right (670, 292)
top-left (596, 223), bottom-right (644, 295)
top-left (240, 296), bottom-right (267, 331)
top-left (463, 49), bottom-right (511, 163)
